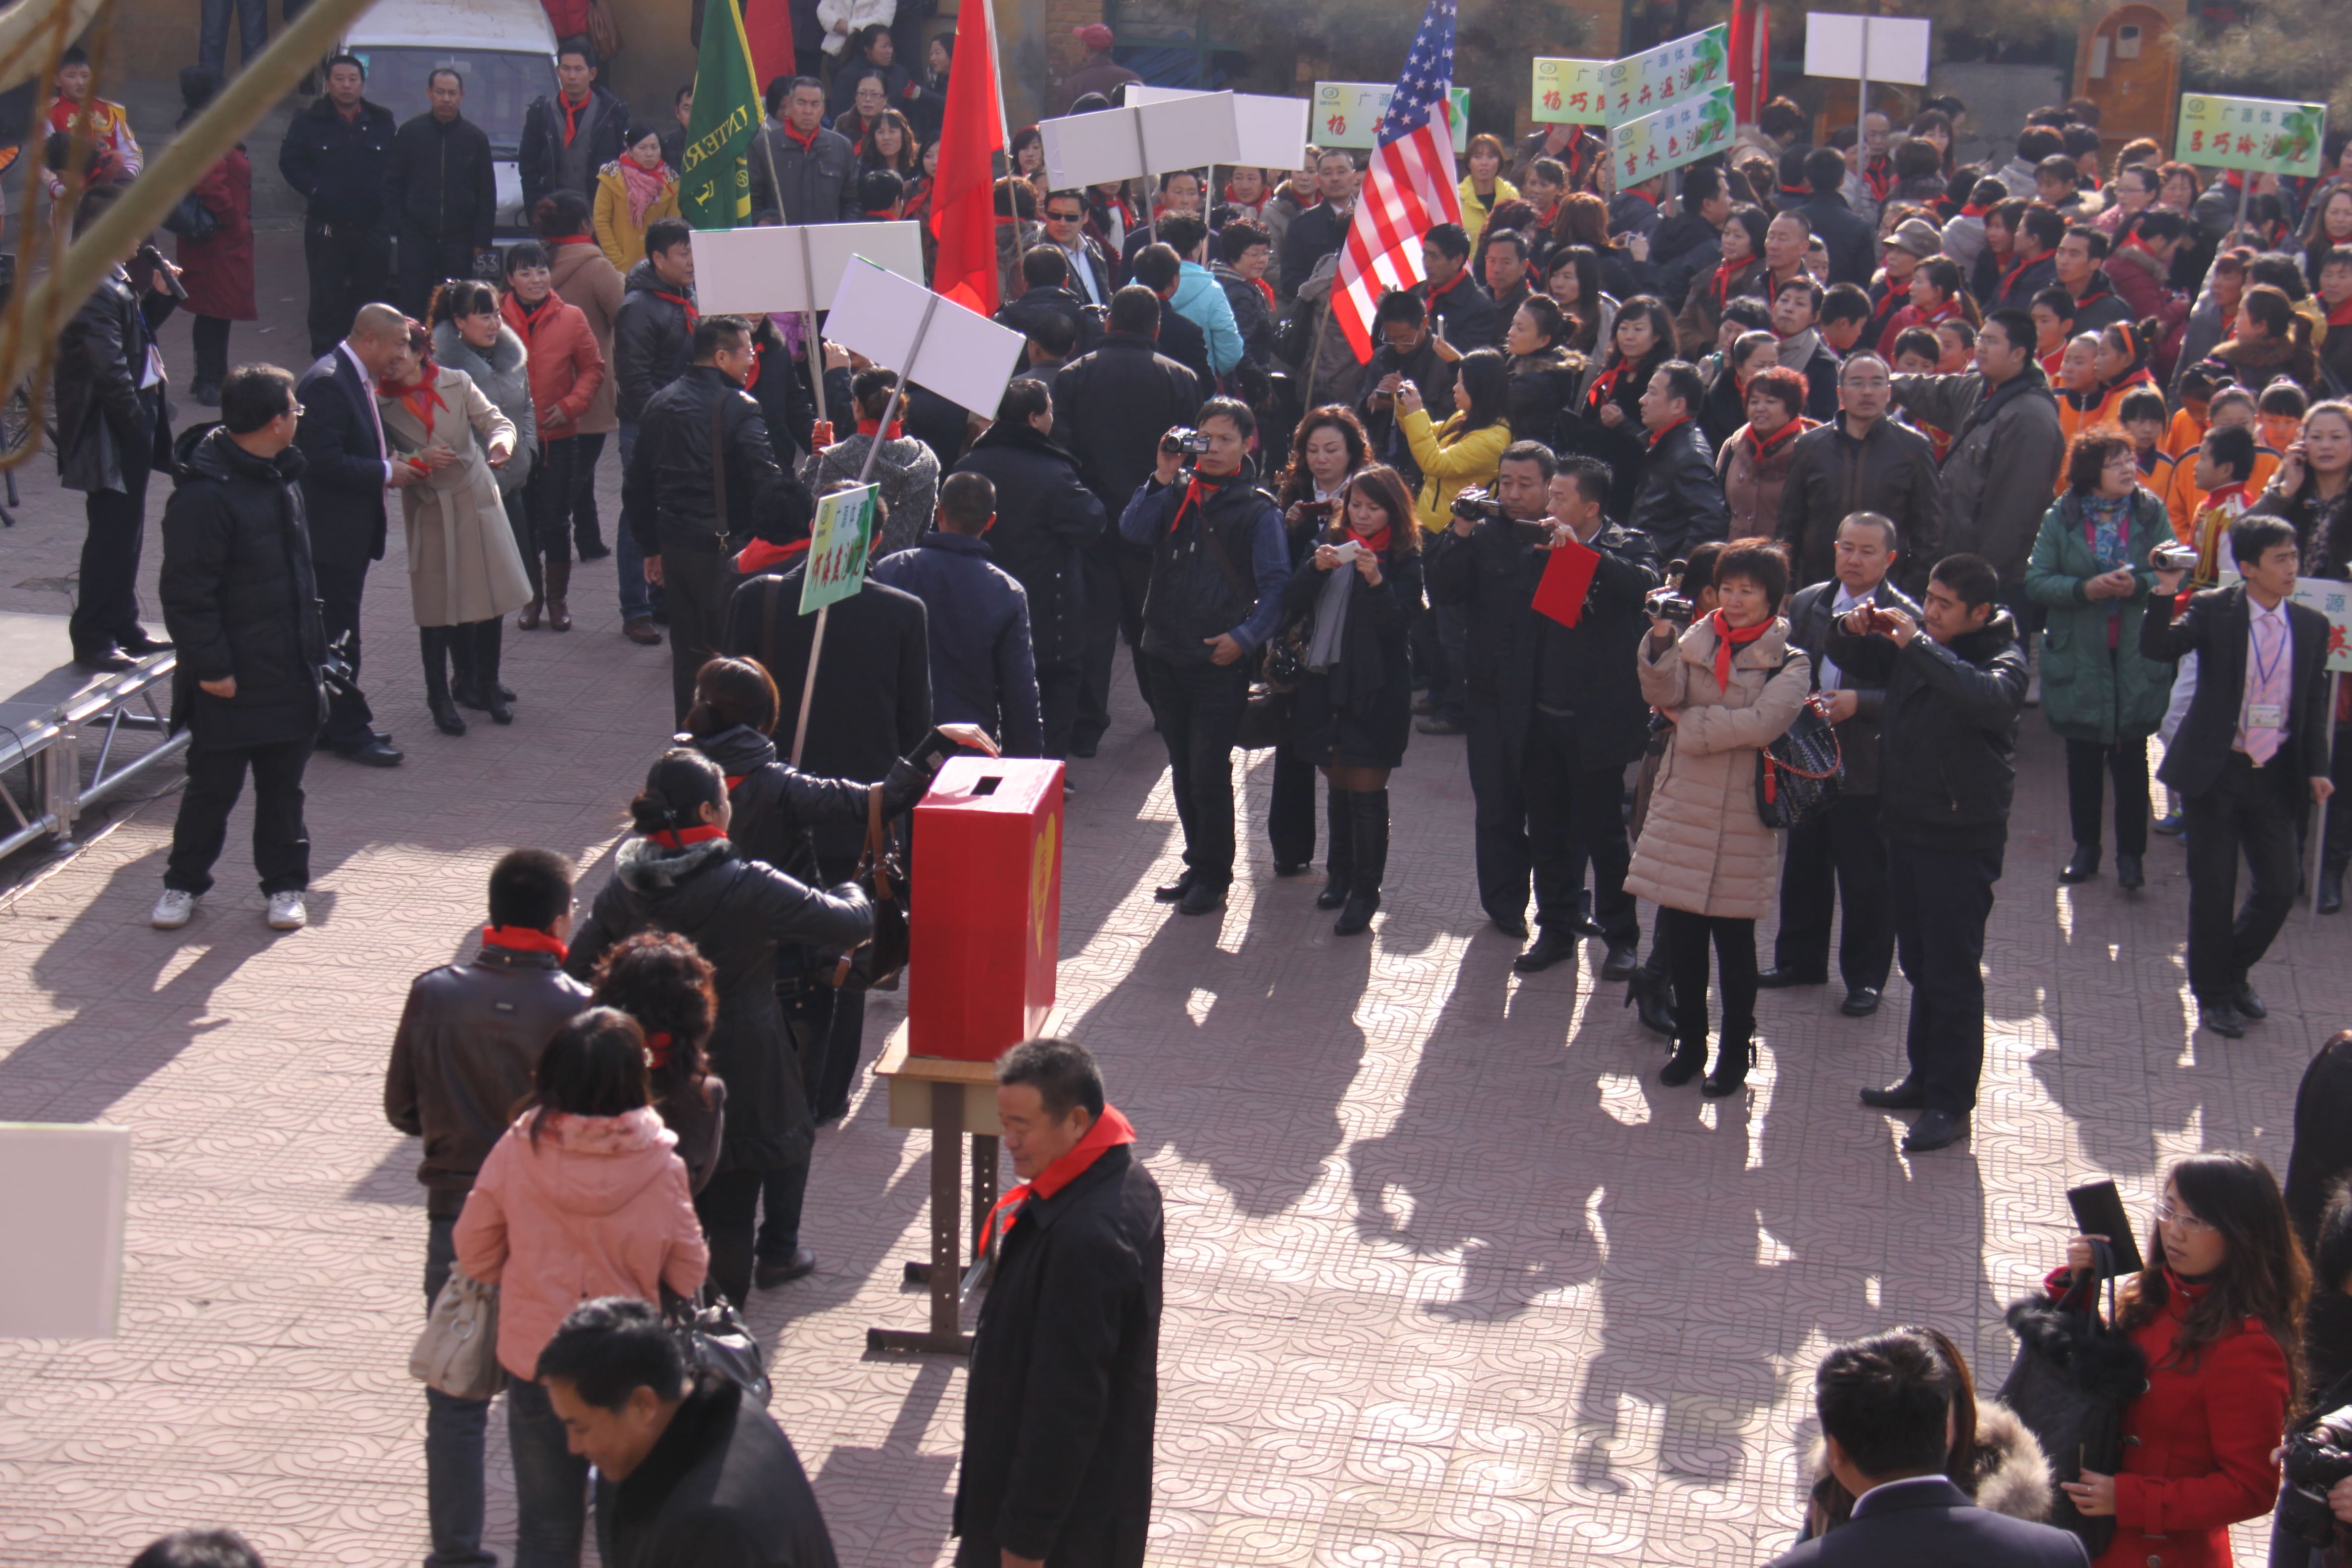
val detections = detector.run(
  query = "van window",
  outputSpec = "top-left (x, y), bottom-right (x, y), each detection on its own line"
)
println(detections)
top-left (347, 48), bottom-right (556, 156)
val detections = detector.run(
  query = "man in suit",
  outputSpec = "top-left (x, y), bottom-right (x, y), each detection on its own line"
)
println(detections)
top-left (1760, 513), bottom-right (1917, 1015)
top-left (2144, 512), bottom-right (2334, 1038)
top-left (1766, 1328), bottom-right (2091, 1567)
top-left (294, 302), bottom-right (422, 767)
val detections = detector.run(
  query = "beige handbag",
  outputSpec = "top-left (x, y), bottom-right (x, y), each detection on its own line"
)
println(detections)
top-left (410, 1271), bottom-right (505, 1400)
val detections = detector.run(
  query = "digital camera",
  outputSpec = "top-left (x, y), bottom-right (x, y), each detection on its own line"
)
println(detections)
top-left (2152, 543), bottom-right (2199, 572)
top-left (2278, 1408), bottom-right (2352, 1547)
top-left (1644, 587), bottom-right (1696, 623)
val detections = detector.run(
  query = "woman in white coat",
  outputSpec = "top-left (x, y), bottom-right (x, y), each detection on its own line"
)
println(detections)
top-left (1625, 539), bottom-right (1810, 1097)
top-left (376, 321), bottom-right (533, 736)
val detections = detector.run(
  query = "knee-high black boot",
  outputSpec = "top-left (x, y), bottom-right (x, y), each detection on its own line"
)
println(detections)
top-left (1336, 788), bottom-right (1387, 935)
top-left (1318, 785), bottom-right (1354, 910)
top-left (473, 619), bottom-right (512, 723)
top-left (421, 628), bottom-right (464, 735)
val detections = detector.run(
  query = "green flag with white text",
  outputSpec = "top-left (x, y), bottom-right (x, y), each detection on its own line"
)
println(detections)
top-left (680, 0), bottom-right (761, 229)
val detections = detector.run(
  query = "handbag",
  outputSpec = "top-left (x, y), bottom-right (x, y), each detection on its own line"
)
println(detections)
top-left (668, 1285), bottom-right (770, 1407)
top-left (824, 784), bottom-right (911, 990)
top-left (1753, 656), bottom-right (1844, 830)
top-left (1995, 1240), bottom-right (2148, 1558)
top-left (1234, 685), bottom-right (1287, 751)
top-left (409, 1270), bottom-right (504, 1400)
top-left (160, 192), bottom-right (218, 244)
top-left (586, 0), bottom-right (625, 60)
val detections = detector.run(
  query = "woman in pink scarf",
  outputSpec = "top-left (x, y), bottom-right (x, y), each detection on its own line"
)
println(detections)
top-left (593, 123), bottom-right (680, 274)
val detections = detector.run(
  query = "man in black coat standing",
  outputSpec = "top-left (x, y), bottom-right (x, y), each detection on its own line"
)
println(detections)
top-left (1054, 286), bottom-right (1202, 757)
top-left (1760, 513), bottom-right (1916, 1014)
top-left (519, 40), bottom-right (630, 210)
top-left (294, 301), bottom-right (417, 768)
top-left (954, 379), bottom-right (1107, 760)
top-left (1793, 146), bottom-right (1878, 289)
top-left (959, 1037), bottom-right (1161, 1568)
top-left (2144, 513), bottom-right (2335, 1039)
top-left (153, 367), bottom-right (327, 933)
top-left (55, 186), bottom-right (177, 671)
top-left (1627, 361), bottom-right (1729, 566)
top-left (535, 1298), bottom-right (838, 1568)
top-left (278, 53), bottom-right (397, 359)
top-left (386, 68), bottom-right (496, 318)
top-left (1775, 354), bottom-right (1941, 591)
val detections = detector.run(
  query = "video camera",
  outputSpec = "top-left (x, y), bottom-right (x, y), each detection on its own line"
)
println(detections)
top-left (1644, 586), bottom-right (1695, 624)
top-left (2279, 1407), bottom-right (2352, 1547)
top-left (1160, 427), bottom-right (1213, 460)
top-left (2151, 542), bottom-right (2198, 573)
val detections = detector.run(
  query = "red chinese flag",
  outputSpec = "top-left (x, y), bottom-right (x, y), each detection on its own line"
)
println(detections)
top-left (743, 0), bottom-right (794, 95)
top-left (931, 0), bottom-right (1005, 314)
top-left (1531, 537), bottom-right (1601, 628)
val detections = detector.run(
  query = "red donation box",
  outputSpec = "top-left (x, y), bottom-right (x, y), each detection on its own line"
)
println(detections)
top-left (909, 756), bottom-right (1063, 1061)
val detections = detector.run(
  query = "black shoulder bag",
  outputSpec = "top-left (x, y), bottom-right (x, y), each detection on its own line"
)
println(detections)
top-left (1754, 652), bottom-right (1844, 830)
top-left (1995, 1240), bottom-right (2149, 1558)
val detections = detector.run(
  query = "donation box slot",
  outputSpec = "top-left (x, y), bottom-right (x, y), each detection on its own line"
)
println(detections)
top-left (909, 756), bottom-right (1064, 1061)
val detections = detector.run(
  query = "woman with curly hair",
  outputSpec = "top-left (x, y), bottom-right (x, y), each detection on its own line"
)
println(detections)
top-left (589, 930), bottom-right (726, 1194)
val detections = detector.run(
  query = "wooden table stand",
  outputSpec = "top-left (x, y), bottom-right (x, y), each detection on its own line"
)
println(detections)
top-left (865, 1032), bottom-right (1000, 1356)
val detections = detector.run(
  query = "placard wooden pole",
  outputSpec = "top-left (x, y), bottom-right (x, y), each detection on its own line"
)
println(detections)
top-left (1299, 294), bottom-right (1334, 411)
top-left (2313, 670), bottom-right (2339, 923)
top-left (789, 606), bottom-right (828, 767)
top-left (1136, 115), bottom-right (1159, 247)
top-left (1856, 15), bottom-right (1871, 158)
top-left (796, 225), bottom-right (829, 435)
top-left (2234, 170), bottom-right (2253, 244)
top-left (855, 292), bottom-right (940, 486)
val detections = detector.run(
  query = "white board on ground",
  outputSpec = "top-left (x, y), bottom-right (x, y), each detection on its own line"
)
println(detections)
top-left (0, 1123), bottom-right (129, 1338)
top-left (689, 220), bottom-right (927, 316)
top-left (825, 257), bottom-right (1029, 415)
top-left (1802, 12), bottom-right (1933, 86)
top-left (1038, 92), bottom-right (1242, 189)
top-left (1123, 85), bottom-right (1310, 173)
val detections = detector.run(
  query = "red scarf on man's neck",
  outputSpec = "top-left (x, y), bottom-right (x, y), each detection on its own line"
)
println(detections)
top-left (483, 925), bottom-right (568, 958)
top-left (1708, 608), bottom-right (1770, 689)
top-left (1165, 467), bottom-right (1237, 535)
top-left (561, 92), bottom-right (590, 147)
top-left (654, 290), bottom-right (698, 329)
top-left (780, 118), bottom-right (818, 151)
top-left (973, 1105), bottom-right (1137, 1260)
top-left (1959, 201), bottom-right (1993, 219)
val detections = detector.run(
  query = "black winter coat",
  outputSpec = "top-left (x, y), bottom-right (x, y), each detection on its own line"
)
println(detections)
top-left (1775, 417), bottom-right (1943, 590)
top-left (158, 428), bottom-right (327, 749)
top-left (1276, 200), bottom-right (1349, 302)
top-left (1825, 611), bottom-right (2027, 852)
top-left (691, 722), bottom-right (878, 882)
top-left (520, 86), bottom-right (631, 209)
top-left (385, 112), bottom-right (496, 249)
top-left (1154, 300), bottom-right (1213, 396)
top-left (1782, 577), bottom-right (1920, 794)
top-left (1357, 338), bottom-right (1455, 491)
top-left (1559, 358), bottom-right (1658, 519)
top-left (278, 97), bottom-right (397, 228)
top-left (2287, 1035), bottom-right (2352, 1391)
top-left (294, 347), bottom-right (392, 569)
top-left (1050, 333), bottom-right (1202, 519)
top-left (996, 286), bottom-right (1101, 358)
top-left (624, 365), bottom-right (807, 552)
top-left (55, 268), bottom-right (173, 496)
top-left (1277, 537), bottom-right (1425, 769)
top-left (957, 1142), bottom-right (1163, 1568)
top-left (1628, 420), bottom-right (1730, 566)
top-left (953, 421), bottom-right (1107, 667)
top-left (1793, 191), bottom-right (1877, 288)
top-left (598, 1373), bottom-right (837, 1568)
top-left (614, 262), bottom-right (697, 422)
top-left (568, 837), bottom-right (869, 1173)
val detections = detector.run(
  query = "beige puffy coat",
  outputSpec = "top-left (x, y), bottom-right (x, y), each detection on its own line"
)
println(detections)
top-left (1625, 616), bottom-right (1810, 920)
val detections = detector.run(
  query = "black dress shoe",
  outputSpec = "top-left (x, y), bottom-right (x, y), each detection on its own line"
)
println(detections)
top-left (1488, 911), bottom-right (1527, 939)
top-left (1902, 1109), bottom-right (1970, 1152)
top-left (1069, 737), bottom-right (1100, 759)
top-left (1840, 986), bottom-right (1882, 1017)
top-left (1273, 860), bottom-right (1310, 877)
top-left (1601, 941), bottom-right (1639, 982)
top-left (1756, 965), bottom-right (1827, 989)
top-left (575, 540), bottom-right (612, 562)
top-left (74, 647), bottom-right (134, 672)
top-left (2116, 853), bottom-right (2144, 891)
top-left (118, 632), bottom-right (173, 655)
top-left (1153, 871), bottom-right (1198, 902)
top-left (2060, 845), bottom-right (2100, 883)
top-left (1860, 1078), bottom-right (1925, 1110)
top-left (1512, 930), bottom-right (1577, 973)
top-left (2199, 1000), bottom-right (2247, 1038)
top-left (333, 737), bottom-right (405, 767)
top-left (1177, 879), bottom-right (1226, 917)
top-left (753, 1247), bottom-right (817, 1288)
top-left (2233, 983), bottom-right (2267, 1021)
top-left (2323, 864), bottom-right (2347, 916)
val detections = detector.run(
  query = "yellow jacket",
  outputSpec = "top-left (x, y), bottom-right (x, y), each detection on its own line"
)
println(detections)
top-left (594, 161), bottom-right (682, 275)
top-left (1458, 174), bottom-right (1520, 247)
top-left (1402, 408), bottom-right (1511, 532)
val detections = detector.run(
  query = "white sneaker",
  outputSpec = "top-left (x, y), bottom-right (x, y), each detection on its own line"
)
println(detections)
top-left (265, 891), bottom-right (308, 931)
top-left (150, 888), bottom-right (197, 929)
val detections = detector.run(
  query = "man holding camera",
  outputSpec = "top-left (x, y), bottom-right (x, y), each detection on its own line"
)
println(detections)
top-left (1118, 398), bottom-right (1289, 916)
top-left (1760, 513), bottom-right (1916, 1016)
top-left (2144, 513), bottom-right (2333, 1039)
top-left (1824, 553), bottom-right (2025, 1153)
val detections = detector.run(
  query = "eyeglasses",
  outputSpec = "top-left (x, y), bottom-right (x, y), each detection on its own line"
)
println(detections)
top-left (2155, 1200), bottom-right (2213, 1232)
top-left (1045, 209), bottom-right (1083, 224)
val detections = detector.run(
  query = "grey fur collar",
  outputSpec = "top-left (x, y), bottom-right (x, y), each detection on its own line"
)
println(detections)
top-left (615, 834), bottom-right (732, 893)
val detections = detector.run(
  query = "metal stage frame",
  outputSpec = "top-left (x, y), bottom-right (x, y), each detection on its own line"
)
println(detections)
top-left (0, 648), bottom-right (187, 861)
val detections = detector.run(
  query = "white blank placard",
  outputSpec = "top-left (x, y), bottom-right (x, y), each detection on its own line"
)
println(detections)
top-left (1038, 93), bottom-right (1242, 189)
top-left (0, 1124), bottom-right (129, 1338)
top-left (1125, 86), bottom-right (1310, 173)
top-left (825, 258), bottom-right (1029, 415)
top-left (1803, 12), bottom-right (1933, 86)
top-left (690, 221), bottom-right (927, 316)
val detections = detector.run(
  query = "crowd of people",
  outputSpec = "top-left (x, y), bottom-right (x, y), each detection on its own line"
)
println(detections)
top-left (40, 13), bottom-right (2352, 1564)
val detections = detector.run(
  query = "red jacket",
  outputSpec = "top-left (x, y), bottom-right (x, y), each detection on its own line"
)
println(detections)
top-left (2052, 1268), bottom-right (2291, 1568)
top-left (177, 148), bottom-right (255, 324)
top-left (538, 0), bottom-right (592, 35)
top-left (501, 291), bottom-right (606, 434)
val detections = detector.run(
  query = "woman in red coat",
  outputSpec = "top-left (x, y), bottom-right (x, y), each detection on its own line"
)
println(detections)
top-left (173, 68), bottom-right (254, 407)
top-left (2057, 1152), bottom-right (2309, 1568)
top-left (498, 241), bottom-right (606, 631)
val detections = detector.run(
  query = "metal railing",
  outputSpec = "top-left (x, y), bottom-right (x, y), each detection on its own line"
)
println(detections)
top-left (0, 651), bottom-right (187, 860)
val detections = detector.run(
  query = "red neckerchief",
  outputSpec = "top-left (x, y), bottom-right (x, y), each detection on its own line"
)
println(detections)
top-left (1913, 296), bottom-right (1959, 328)
top-left (1620, 186), bottom-right (1658, 209)
top-left (653, 290), bottom-right (698, 329)
top-left (483, 925), bottom-right (568, 958)
top-left (381, 366), bottom-right (448, 426)
top-left (1586, 359), bottom-right (1627, 407)
top-left (2040, 345), bottom-right (2066, 377)
top-left (856, 417), bottom-right (904, 440)
top-left (735, 536), bottom-right (810, 575)
top-left (646, 823), bottom-right (726, 850)
top-left (2329, 295), bottom-right (2352, 328)
top-left (780, 120), bottom-right (819, 151)
top-left (1427, 268), bottom-right (1470, 301)
top-left (1646, 415), bottom-right (1691, 447)
top-left (1346, 521), bottom-right (1392, 556)
top-left (973, 1105), bottom-right (1137, 1260)
top-left (1709, 608), bottom-right (1770, 689)
top-left (740, 351), bottom-right (761, 392)
top-left (561, 91), bottom-right (590, 147)
top-left (1745, 416), bottom-right (1804, 458)
top-left (1166, 467), bottom-right (1237, 535)
top-left (644, 1030), bottom-right (674, 1070)
top-left (1251, 276), bottom-right (1276, 308)
top-left (546, 232), bottom-right (596, 247)
top-left (1999, 247), bottom-right (2043, 298)
top-left (1862, 154), bottom-right (1896, 202)
top-left (1710, 258), bottom-right (1753, 306)
top-left (2101, 367), bottom-right (2156, 403)
top-left (1960, 201), bottom-right (1993, 219)
top-left (862, 206), bottom-right (898, 219)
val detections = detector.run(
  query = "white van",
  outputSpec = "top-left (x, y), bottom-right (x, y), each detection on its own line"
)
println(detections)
top-left (341, 0), bottom-right (560, 234)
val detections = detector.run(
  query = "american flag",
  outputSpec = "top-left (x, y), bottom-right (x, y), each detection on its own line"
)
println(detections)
top-left (1332, 0), bottom-right (1464, 363)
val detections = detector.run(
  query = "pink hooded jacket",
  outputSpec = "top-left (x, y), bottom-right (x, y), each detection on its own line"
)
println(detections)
top-left (454, 1106), bottom-right (709, 1379)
